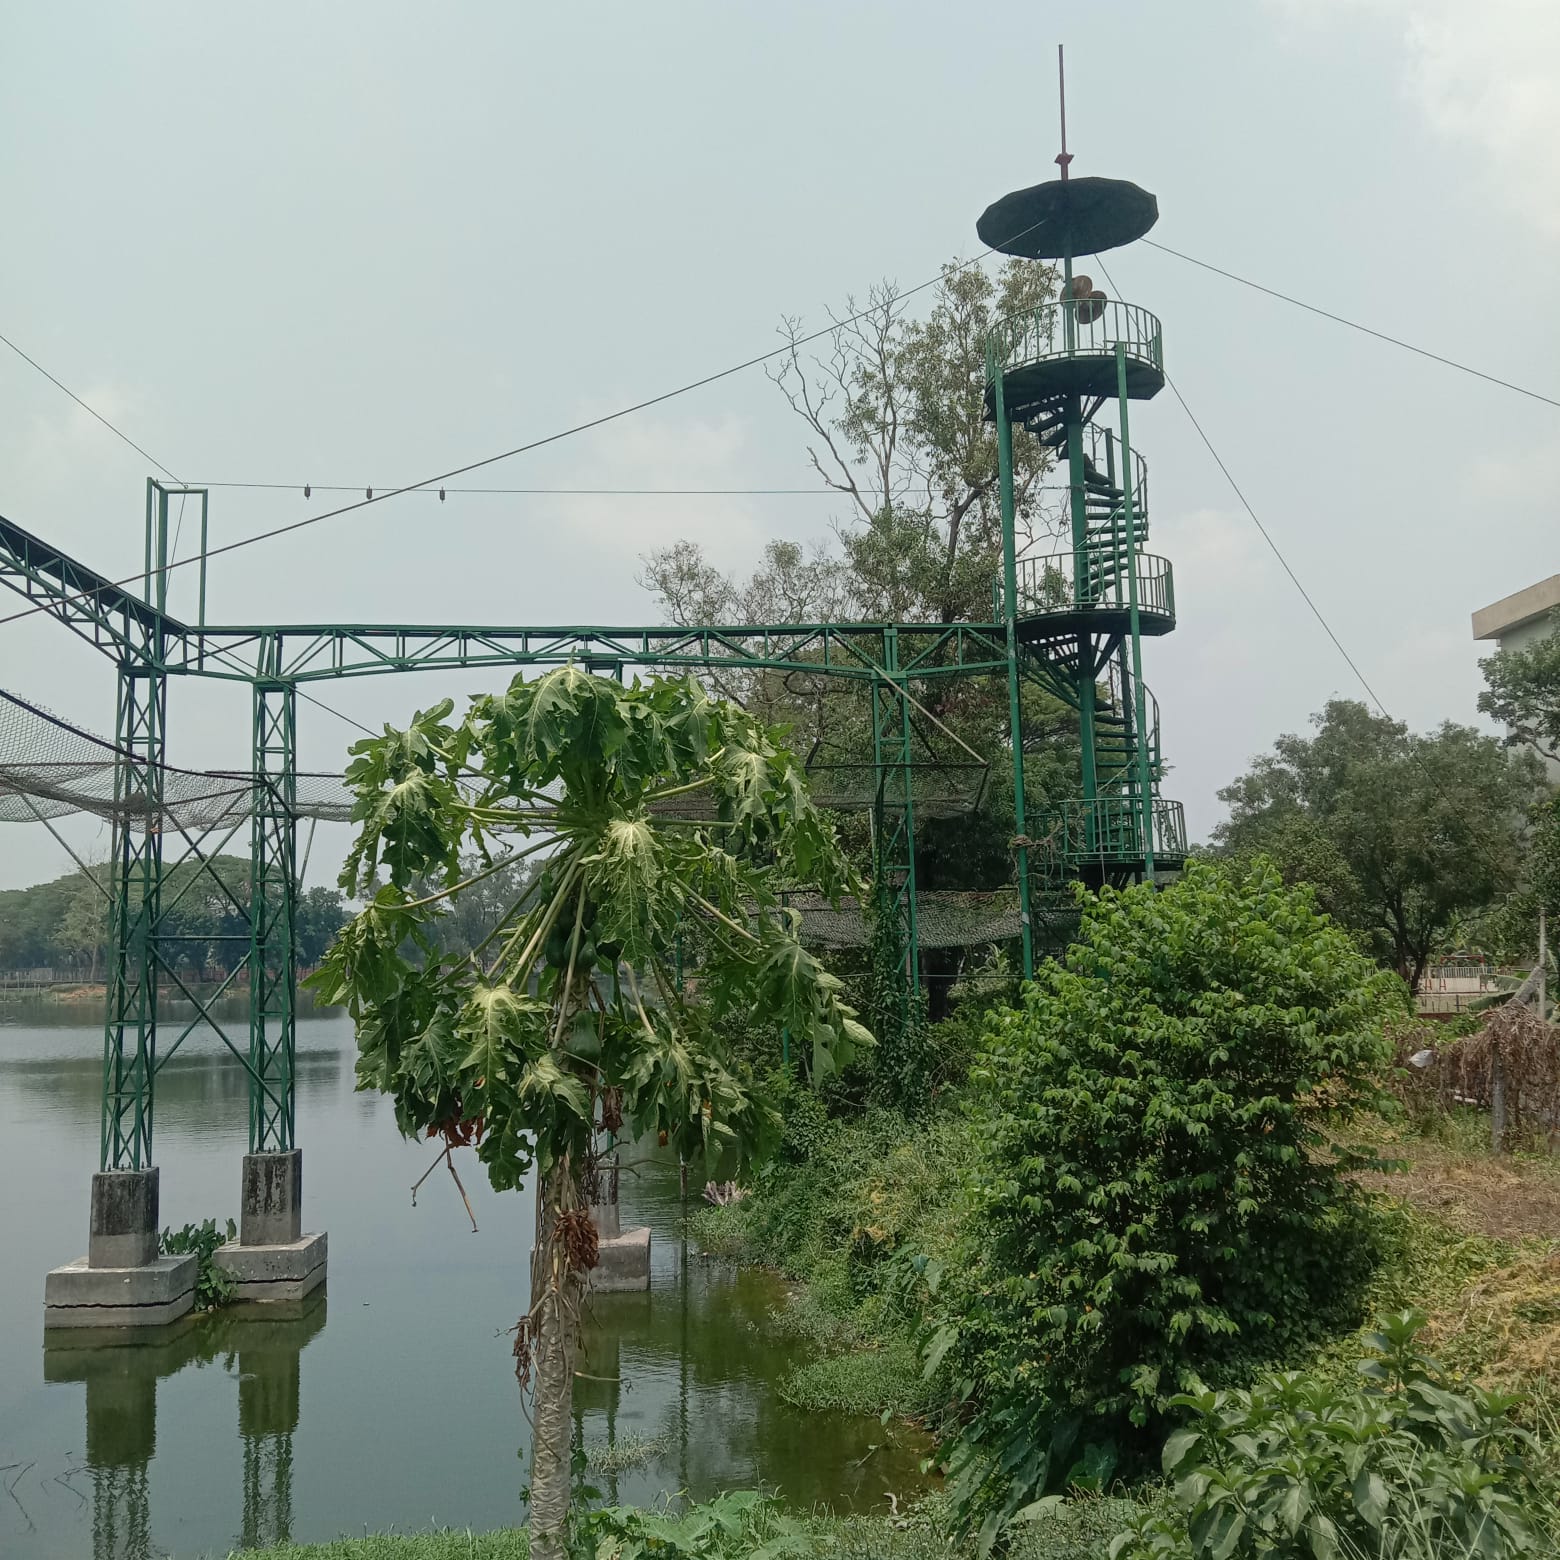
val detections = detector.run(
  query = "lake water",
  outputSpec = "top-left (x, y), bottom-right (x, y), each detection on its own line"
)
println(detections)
top-left (0, 1004), bottom-right (923, 1559)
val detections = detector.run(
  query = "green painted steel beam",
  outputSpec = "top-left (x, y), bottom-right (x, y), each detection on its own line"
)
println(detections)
top-left (166, 621), bottom-right (1014, 686)
top-left (0, 513), bottom-right (181, 667)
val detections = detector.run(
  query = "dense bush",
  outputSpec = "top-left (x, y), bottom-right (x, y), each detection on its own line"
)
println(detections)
top-left (932, 860), bottom-right (1404, 1547)
top-left (1113, 1311), bottom-right (1552, 1560)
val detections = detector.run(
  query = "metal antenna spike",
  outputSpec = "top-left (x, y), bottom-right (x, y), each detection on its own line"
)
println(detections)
top-left (1056, 44), bottom-right (1073, 180)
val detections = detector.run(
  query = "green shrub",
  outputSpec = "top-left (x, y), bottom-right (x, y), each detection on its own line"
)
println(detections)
top-left (568, 1489), bottom-right (811, 1559)
top-left (161, 1217), bottom-right (238, 1311)
top-left (933, 860), bottom-right (1403, 1548)
top-left (1112, 1312), bottom-right (1553, 1560)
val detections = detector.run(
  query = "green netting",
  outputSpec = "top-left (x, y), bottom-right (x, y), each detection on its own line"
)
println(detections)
top-left (0, 689), bottom-right (353, 831)
top-left (779, 890), bottom-right (1023, 950)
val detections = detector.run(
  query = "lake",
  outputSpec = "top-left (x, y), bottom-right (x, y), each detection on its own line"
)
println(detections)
top-left (0, 1004), bottom-right (923, 1559)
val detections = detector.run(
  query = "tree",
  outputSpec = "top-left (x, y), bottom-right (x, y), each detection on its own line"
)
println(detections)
top-left (934, 860), bottom-right (1400, 1549)
top-left (1479, 608), bottom-right (1560, 766)
top-left (641, 258), bottom-right (1061, 634)
top-left (768, 259), bottom-right (1060, 625)
top-left (307, 667), bottom-right (870, 1560)
top-left (295, 885), bottom-right (349, 966)
top-left (55, 860), bottom-right (110, 979)
top-left (1214, 700), bottom-right (1541, 990)
top-left (639, 260), bottom-right (1078, 1014)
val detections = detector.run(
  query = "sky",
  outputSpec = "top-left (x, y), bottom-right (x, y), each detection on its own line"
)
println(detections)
top-left (1, 0), bottom-right (1557, 891)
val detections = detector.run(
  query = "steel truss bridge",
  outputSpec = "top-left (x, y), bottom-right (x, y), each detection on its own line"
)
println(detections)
top-left (1, 163), bottom-right (1186, 1187)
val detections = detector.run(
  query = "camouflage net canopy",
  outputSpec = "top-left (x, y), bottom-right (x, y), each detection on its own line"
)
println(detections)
top-left (0, 689), bottom-right (353, 831)
top-left (1, 688), bottom-right (1034, 952)
top-left (780, 890), bottom-right (1022, 950)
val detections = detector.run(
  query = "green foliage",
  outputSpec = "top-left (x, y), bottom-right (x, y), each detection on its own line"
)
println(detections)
top-left (779, 1333), bottom-right (926, 1417)
top-left (1215, 700), bottom-right (1543, 989)
top-left (0, 858), bottom-right (348, 978)
top-left (1532, 789), bottom-right (1560, 917)
top-left (933, 860), bottom-right (1403, 1549)
top-left (568, 1490), bottom-right (812, 1560)
top-left (581, 1433), bottom-right (669, 1476)
top-left (1479, 608), bottom-right (1560, 772)
top-left (691, 1082), bottom-right (979, 1421)
top-left (309, 668), bottom-right (871, 1191)
top-left (160, 1217), bottom-right (238, 1311)
top-left (233, 1534), bottom-right (528, 1560)
top-left (311, 669), bottom-right (874, 1557)
top-left (1112, 1312), bottom-right (1553, 1560)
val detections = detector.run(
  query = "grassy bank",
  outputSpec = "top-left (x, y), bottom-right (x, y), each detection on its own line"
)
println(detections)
top-left (687, 1094), bottom-right (977, 1420)
top-left (237, 1492), bottom-right (1156, 1560)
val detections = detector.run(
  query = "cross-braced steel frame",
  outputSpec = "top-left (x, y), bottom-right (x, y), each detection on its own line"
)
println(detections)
top-left (1, 242), bottom-right (1187, 1174)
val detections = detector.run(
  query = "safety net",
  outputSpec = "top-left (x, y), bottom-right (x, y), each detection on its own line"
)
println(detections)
top-left (0, 689), bottom-right (353, 831)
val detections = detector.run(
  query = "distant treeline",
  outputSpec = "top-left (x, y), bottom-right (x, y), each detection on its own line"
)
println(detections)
top-left (0, 857), bottom-right (348, 980)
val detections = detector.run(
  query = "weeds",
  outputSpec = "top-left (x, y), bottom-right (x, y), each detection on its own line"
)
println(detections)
top-left (160, 1217), bottom-right (238, 1311)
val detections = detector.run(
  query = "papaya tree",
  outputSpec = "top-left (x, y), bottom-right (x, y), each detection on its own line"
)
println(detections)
top-left (308, 666), bottom-right (871, 1560)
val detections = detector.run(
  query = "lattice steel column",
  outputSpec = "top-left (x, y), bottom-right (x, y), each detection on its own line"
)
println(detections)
top-left (249, 678), bottom-right (297, 1154)
top-left (101, 661), bottom-right (166, 1170)
top-left (869, 641), bottom-right (921, 1002)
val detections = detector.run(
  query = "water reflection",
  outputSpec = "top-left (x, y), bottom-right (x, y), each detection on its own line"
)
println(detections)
top-left (2, 1016), bottom-right (922, 1558)
top-left (43, 1298), bottom-right (326, 1560)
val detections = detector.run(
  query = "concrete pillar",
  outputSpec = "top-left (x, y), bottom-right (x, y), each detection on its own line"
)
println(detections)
top-left (214, 1150), bottom-right (326, 1303)
top-left (241, 1151), bottom-right (302, 1246)
top-left (89, 1168), bottom-right (160, 1269)
top-left (587, 1155), bottom-right (649, 1293)
top-left (45, 1169), bottom-right (198, 1329)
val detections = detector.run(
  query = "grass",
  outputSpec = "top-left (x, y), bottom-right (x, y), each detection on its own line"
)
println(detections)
top-left (583, 1429), bottom-right (671, 1474)
top-left (235, 1492), bottom-right (1163, 1560)
top-left (233, 1532), bottom-right (528, 1560)
top-left (779, 1330), bottom-right (927, 1417)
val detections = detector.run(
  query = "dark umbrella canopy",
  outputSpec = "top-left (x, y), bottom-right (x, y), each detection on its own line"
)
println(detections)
top-left (977, 175), bottom-right (1158, 259)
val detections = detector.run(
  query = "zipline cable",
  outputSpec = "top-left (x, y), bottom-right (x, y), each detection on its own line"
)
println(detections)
top-left (1092, 249), bottom-right (1525, 887)
top-left (1140, 238), bottom-right (1560, 412)
top-left (0, 243), bottom-right (1021, 631)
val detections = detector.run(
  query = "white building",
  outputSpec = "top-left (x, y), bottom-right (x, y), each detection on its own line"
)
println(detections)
top-left (1472, 574), bottom-right (1560, 783)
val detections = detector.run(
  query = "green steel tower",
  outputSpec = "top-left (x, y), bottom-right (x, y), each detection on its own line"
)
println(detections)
top-left (981, 150), bottom-right (1187, 977)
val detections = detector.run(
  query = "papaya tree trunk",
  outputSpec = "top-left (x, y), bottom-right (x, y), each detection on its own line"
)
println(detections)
top-left (528, 1159), bottom-right (579, 1560)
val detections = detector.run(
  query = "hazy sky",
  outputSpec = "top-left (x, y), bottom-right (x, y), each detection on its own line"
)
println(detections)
top-left (2, 1), bottom-right (1557, 890)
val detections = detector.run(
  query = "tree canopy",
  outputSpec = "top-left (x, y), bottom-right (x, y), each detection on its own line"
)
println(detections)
top-left (0, 857), bottom-right (346, 978)
top-left (1214, 700), bottom-right (1542, 989)
top-left (1478, 607), bottom-right (1560, 767)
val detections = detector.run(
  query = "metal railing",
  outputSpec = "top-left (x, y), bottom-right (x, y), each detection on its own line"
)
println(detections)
top-left (1099, 657), bottom-right (1162, 777)
top-left (1032, 795), bottom-right (1188, 870)
top-left (1008, 550), bottom-right (1174, 624)
top-left (1083, 425), bottom-right (1149, 534)
top-left (988, 298), bottom-right (1164, 381)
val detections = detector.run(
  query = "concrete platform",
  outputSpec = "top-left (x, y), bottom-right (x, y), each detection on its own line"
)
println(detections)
top-left (589, 1226), bottom-right (650, 1293)
top-left (214, 1232), bottom-right (327, 1303)
top-left (44, 1253), bottom-right (197, 1330)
